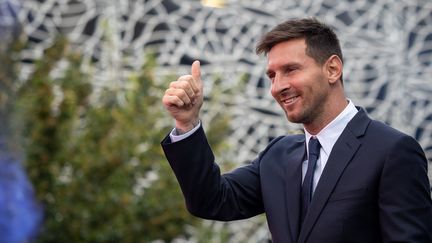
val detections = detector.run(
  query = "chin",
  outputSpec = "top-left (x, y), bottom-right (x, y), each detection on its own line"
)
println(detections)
top-left (285, 113), bottom-right (301, 124)
top-left (285, 110), bottom-right (311, 124)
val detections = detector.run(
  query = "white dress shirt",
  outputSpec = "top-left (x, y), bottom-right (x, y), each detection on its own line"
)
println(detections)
top-left (169, 121), bottom-right (202, 142)
top-left (303, 100), bottom-right (358, 194)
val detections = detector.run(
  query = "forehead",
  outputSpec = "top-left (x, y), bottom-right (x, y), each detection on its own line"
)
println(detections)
top-left (267, 39), bottom-right (309, 68)
top-left (268, 39), bottom-right (307, 60)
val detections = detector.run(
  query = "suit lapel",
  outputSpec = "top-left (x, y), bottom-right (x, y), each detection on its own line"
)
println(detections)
top-left (297, 108), bottom-right (370, 243)
top-left (283, 137), bottom-right (306, 243)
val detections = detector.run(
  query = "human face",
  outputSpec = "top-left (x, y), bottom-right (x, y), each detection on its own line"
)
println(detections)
top-left (266, 39), bottom-right (330, 126)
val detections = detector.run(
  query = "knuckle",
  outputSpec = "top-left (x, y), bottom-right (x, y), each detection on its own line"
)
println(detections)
top-left (178, 80), bottom-right (190, 88)
top-left (162, 97), bottom-right (172, 106)
top-left (179, 89), bottom-right (188, 97)
top-left (178, 75), bottom-right (192, 81)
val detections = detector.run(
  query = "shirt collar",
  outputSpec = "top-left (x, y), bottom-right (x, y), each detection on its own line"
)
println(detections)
top-left (304, 100), bottom-right (358, 157)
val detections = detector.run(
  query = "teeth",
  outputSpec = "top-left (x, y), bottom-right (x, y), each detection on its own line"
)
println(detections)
top-left (283, 96), bottom-right (296, 104)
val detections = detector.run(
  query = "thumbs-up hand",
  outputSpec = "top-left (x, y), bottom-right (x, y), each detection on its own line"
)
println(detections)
top-left (162, 60), bottom-right (204, 133)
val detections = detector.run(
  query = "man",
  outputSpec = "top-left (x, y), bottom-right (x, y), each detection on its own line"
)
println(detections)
top-left (161, 18), bottom-right (432, 242)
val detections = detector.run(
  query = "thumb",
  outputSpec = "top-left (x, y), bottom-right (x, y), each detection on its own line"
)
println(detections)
top-left (191, 60), bottom-right (201, 83)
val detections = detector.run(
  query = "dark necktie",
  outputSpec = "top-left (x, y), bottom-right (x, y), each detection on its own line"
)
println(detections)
top-left (301, 137), bottom-right (321, 223)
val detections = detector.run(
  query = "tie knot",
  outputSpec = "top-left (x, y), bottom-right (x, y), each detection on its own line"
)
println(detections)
top-left (308, 137), bottom-right (321, 157)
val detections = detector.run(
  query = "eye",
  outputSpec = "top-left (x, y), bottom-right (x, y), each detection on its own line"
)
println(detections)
top-left (266, 72), bottom-right (275, 81)
top-left (284, 66), bottom-right (298, 74)
top-left (281, 64), bottom-right (301, 75)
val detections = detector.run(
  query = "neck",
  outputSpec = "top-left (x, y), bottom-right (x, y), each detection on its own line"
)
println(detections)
top-left (304, 98), bottom-right (348, 135)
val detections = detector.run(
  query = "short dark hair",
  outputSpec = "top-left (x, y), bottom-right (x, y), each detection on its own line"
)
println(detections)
top-left (256, 18), bottom-right (343, 65)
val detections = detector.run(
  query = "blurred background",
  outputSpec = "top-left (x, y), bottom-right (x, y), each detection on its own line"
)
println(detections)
top-left (0, 0), bottom-right (431, 242)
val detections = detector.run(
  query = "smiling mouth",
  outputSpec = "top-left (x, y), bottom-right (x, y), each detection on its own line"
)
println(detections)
top-left (282, 95), bottom-right (299, 105)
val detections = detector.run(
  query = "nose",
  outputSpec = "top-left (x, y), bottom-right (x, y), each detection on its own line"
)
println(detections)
top-left (270, 73), bottom-right (287, 97)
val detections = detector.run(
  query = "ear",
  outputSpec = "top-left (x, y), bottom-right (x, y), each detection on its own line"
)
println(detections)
top-left (325, 55), bottom-right (343, 84)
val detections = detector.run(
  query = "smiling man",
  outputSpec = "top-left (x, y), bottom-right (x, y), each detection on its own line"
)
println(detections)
top-left (266, 38), bottom-right (345, 134)
top-left (161, 18), bottom-right (432, 243)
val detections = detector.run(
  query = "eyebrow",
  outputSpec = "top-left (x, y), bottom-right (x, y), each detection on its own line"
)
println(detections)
top-left (266, 63), bottom-right (302, 77)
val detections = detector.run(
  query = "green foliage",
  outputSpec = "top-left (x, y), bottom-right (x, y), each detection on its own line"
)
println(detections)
top-left (4, 37), bottom-right (231, 242)
top-left (0, 33), bottom-right (25, 140)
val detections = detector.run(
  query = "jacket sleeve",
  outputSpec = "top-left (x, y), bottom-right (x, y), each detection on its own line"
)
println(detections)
top-left (161, 125), bottom-right (265, 221)
top-left (378, 135), bottom-right (432, 242)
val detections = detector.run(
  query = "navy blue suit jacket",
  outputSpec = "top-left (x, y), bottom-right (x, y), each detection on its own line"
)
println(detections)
top-left (162, 108), bottom-right (432, 243)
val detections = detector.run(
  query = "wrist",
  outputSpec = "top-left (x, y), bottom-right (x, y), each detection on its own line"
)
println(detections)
top-left (175, 119), bottom-right (200, 135)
